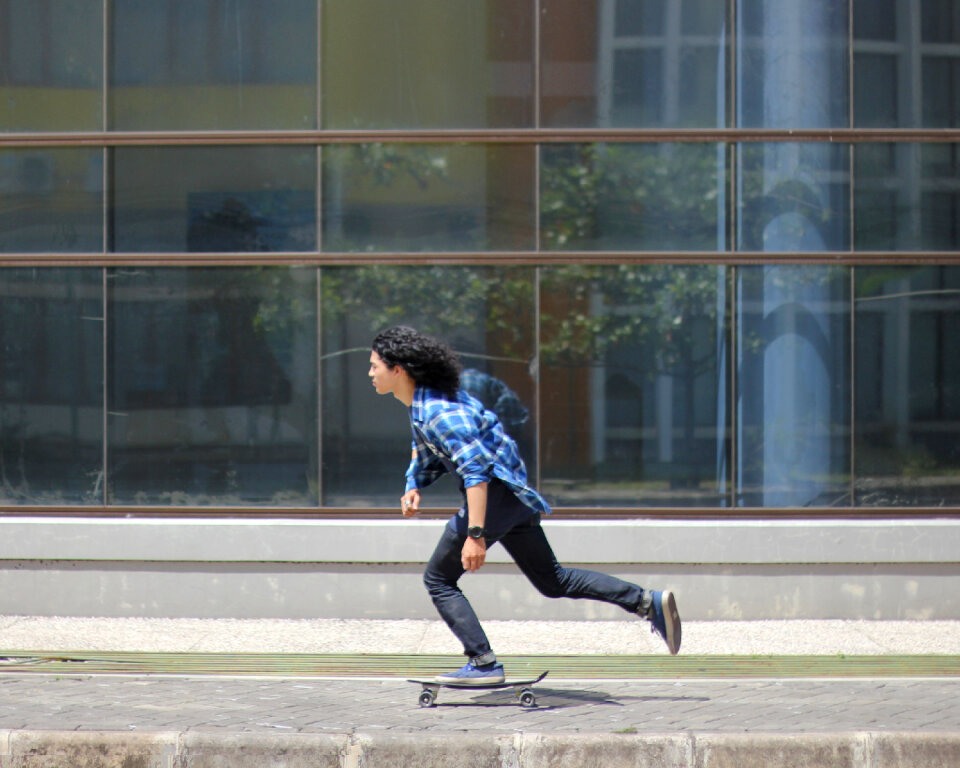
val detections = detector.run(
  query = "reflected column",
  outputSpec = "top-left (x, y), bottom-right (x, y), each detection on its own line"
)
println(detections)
top-left (735, 0), bottom-right (851, 507)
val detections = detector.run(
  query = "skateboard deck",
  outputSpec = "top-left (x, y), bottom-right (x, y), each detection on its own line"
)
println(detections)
top-left (408, 671), bottom-right (549, 708)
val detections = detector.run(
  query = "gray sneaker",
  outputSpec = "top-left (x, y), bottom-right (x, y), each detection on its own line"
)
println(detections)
top-left (645, 590), bottom-right (681, 655)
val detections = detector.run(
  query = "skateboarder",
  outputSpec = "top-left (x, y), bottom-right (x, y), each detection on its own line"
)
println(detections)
top-left (369, 326), bottom-right (681, 685)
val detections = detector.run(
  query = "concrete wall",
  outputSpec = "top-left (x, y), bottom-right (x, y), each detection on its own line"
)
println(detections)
top-left (0, 517), bottom-right (957, 620)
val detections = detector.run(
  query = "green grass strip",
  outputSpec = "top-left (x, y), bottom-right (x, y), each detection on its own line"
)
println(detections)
top-left (0, 651), bottom-right (958, 679)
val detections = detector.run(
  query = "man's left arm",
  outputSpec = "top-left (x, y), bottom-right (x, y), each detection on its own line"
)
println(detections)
top-left (462, 481), bottom-right (488, 572)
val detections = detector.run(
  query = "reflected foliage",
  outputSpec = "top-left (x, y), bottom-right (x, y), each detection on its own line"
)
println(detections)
top-left (321, 266), bottom-right (533, 361)
top-left (541, 143), bottom-right (722, 251)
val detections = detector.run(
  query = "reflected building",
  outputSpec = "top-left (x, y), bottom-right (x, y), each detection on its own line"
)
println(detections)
top-left (0, 0), bottom-right (958, 512)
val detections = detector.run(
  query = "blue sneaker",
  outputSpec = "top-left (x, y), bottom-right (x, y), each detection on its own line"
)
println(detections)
top-left (435, 662), bottom-right (505, 686)
top-left (645, 590), bottom-right (681, 655)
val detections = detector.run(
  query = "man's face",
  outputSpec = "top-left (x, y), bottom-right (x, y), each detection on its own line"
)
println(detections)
top-left (369, 350), bottom-right (399, 396)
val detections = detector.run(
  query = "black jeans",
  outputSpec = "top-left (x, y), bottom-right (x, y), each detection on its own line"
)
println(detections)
top-left (422, 514), bottom-right (647, 662)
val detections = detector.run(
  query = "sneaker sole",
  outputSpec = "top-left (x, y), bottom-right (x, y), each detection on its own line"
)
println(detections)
top-left (433, 675), bottom-right (506, 686)
top-left (662, 590), bottom-right (681, 655)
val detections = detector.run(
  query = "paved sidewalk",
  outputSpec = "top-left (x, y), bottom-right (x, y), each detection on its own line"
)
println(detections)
top-left (0, 674), bottom-right (957, 767)
top-left (0, 618), bottom-right (957, 766)
top-left (2, 674), bottom-right (958, 734)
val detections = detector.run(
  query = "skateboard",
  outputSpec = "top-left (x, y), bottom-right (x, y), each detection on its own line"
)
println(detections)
top-left (408, 671), bottom-right (549, 708)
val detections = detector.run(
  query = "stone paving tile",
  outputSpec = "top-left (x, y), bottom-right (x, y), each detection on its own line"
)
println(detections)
top-left (0, 675), bottom-right (956, 735)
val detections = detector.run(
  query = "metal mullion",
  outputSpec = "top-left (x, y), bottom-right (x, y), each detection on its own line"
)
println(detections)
top-left (102, 0), bottom-right (109, 132)
top-left (728, 264), bottom-right (737, 509)
top-left (533, 266), bottom-right (542, 493)
top-left (727, 0), bottom-right (736, 132)
top-left (533, 0), bottom-right (541, 252)
top-left (101, 267), bottom-right (109, 506)
top-left (316, 0), bottom-right (322, 131)
top-left (534, 0), bottom-right (541, 130)
top-left (727, 0), bottom-right (737, 509)
top-left (315, 0), bottom-right (323, 507)
top-left (315, 266), bottom-right (323, 508)
top-left (848, 0), bottom-right (856, 510)
top-left (849, 264), bottom-right (856, 508)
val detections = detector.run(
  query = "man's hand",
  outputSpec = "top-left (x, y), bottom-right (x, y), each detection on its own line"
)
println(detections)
top-left (461, 536), bottom-right (487, 572)
top-left (400, 489), bottom-right (420, 518)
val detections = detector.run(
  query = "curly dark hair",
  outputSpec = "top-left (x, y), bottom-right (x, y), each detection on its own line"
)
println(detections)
top-left (372, 326), bottom-right (461, 397)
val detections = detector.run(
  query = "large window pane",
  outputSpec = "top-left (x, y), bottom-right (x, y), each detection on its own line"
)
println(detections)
top-left (0, 0), bottom-right (102, 131)
top-left (0, 148), bottom-right (103, 252)
top-left (111, 147), bottom-right (316, 253)
top-left (738, 0), bottom-right (848, 128)
top-left (107, 268), bottom-right (318, 505)
top-left (320, 266), bottom-right (535, 507)
top-left (854, 0), bottom-right (960, 127)
top-left (110, 0), bottom-right (316, 130)
top-left (737, 266), bottom-right (851, 507)
top-left (0, 269), bottom-right (103, 504)
top-left (855, 143), bottom-right (960, 251)
top-left (323, 0), bottom-right (532, 129)
top-left (541, 0), bottom-right (726, 128)
top-left (855, 266), bottom-right (960, 506)
top-left (539, 265), bottom-right (729, 507)
top-left (541, 143), bottom-right (725, 251)
top-left (322, 145), bottom-right (534, 252)
top-left (738, 143), bottom-right (850, 251)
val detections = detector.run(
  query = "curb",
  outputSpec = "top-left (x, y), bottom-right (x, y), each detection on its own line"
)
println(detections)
top-left (2, 730), bottom-right (959, 768)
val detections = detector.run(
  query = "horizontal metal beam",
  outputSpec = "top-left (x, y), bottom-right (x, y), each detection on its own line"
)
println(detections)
top-left (3, 128), bottom-right (960, 147)
top-left (0, 506), bottom-right (956, 521)
top-left (1, 251), bottom-right (960, 268)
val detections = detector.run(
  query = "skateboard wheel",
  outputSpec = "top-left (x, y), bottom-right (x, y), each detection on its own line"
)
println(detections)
top-left (519, 690), bottom-right (536, 708)
top-left (418, 690), bottom-right (437, 708)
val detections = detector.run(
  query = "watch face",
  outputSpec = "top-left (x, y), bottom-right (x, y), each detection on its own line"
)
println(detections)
top-left (468, 526), bottom-right (485, 539)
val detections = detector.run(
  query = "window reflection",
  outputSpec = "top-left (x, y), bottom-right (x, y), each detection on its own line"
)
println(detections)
top-left (111, 147), bottom-right (316, 253)
top-left (738, 143), bottom-right (850, 251)
top-left (856, 144), bottom-right (960, 251)
top-left (854, 0), bottom-right (960, 128)
top-left (539, 265), bottom-right (729, 507)
top-left (0, 269), bottom-right (102, 504)
top-left (0, 0), bottom-right (102, 131)
top-left (322, 145), bottom-right (534, 252)
top-left (110, 0), bottom-right (317, 130)
top-left (0, 149), bottom-right (103, 252)
top-left (541, 0), bottom-right (726, 128)
top-left (323, 0), bottom-right (533, 129)
top-left (738, 0), bottom-right (848, 129)
top-left (737, 266), bottom-right (851, 507)
top-left (855, 266), bottom-right (960, 506)
top-left (541, 143), bottom-right (725, 251)
top-left (320, 266), bottom-right (535, 507)
top-left (106, 268), bottom-right (318, 505)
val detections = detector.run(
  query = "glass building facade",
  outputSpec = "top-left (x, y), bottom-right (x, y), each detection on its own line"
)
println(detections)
top-left (1, 0), bottom-right (959, 513)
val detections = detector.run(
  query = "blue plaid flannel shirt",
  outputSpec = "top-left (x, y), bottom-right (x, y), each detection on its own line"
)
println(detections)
top-left (404, 386), bottom-right (550, 516)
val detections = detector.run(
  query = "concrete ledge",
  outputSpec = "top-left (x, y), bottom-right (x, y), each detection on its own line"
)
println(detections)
top-left (0, 518), bottom-right (956, 620)
top-left (3, 729), bottom-right (181, 768)
top-left (180, 732), bottom-right (347, 768)
top-left (1, 730), bottom-right (959, 768)
top-left (0, 517), bottom-right (958, 564)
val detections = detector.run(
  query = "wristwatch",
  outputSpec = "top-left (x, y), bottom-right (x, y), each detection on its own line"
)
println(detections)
top-left (467, 526), bottom-right (486, 540)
